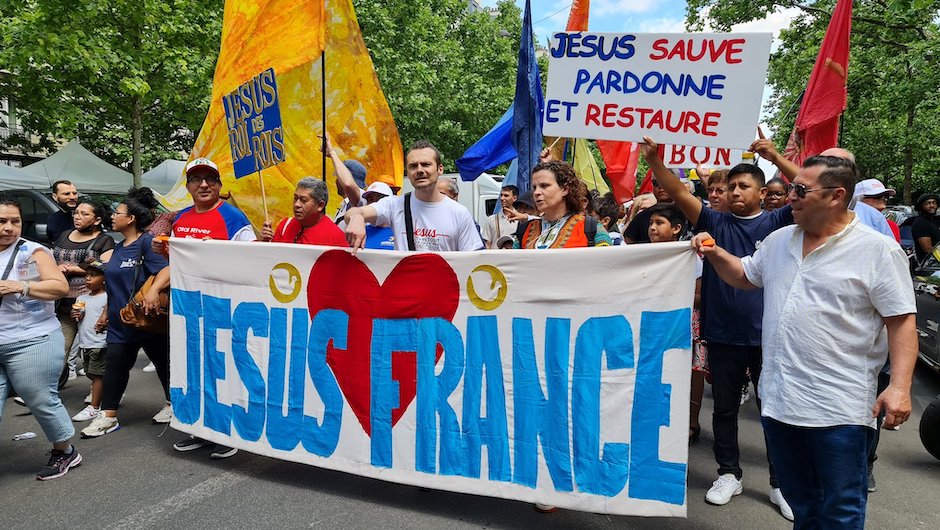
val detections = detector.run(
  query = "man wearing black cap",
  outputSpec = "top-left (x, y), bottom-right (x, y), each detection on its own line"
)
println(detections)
top-left (911, 192), bottom-right (940, 263)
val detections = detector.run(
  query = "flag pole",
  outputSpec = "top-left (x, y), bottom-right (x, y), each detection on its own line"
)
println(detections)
top-left (321, 50), bottom-right (327, 181)
top-left (258, 169), bottom-right (269, 221)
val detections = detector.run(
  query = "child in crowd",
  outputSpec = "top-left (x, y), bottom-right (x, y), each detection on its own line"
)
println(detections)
top-left (591, 192), bottom-right (624, 245)
top-left (763, 177), bottom-right (790, 211)
top-left (646, 204), bottom-right (707, 442)
top-left (70, 261), bottom-right (108, 422)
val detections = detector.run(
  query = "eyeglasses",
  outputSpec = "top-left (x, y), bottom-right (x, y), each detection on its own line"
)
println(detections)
top-left (187, 175), bottom-right (221, 185)
top-left (767, 191), bottom-right (787, 198)
top-left (864, 194), bottom-right (890, 201)
top-left (792, 183), bottom-right (841, 199)
top-left (112, 210), bottom-right (130, 217)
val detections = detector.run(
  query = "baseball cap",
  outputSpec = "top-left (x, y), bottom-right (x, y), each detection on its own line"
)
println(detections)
top-left (513, 191), bottom-right (535, 210)
top-left (853, 179), bottom-right (895, 198)
top-left (185, 157), bottom-right (220, 178)
top-left (495, 235), bottom-right (515, 248)
top-left (343, 160), bottom-right (367, 189)
top-left (362, 182), bottom-right (393, 201)
top-left (81, 260), bottom-right (106, 275)
top-left (373, 173), bottom-right (401, 193)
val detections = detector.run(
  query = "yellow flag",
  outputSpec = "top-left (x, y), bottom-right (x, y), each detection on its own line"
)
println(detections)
top-left (162, 0), bottom-right (403, 226)
top-left (571, 138), bottom-right (610, 195)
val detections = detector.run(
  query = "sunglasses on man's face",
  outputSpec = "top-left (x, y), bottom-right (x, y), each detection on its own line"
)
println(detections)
top-left (187, 175), bottom-right (221, 185)
top-left (792, 183), bottom-right (840, 199)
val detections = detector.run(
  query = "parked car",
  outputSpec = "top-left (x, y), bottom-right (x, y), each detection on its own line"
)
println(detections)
top-left (2, 188), bottom-right (126, 244)
top-left (884, 205), bottom-right (916, 265)
top-left (912, 242), bottom-right (940, 372)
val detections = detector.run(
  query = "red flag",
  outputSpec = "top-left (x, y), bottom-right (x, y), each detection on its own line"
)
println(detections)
top-left (597, 140), bottom-right (639, 203)
top-left (787, 0), bottom-right (852, 164)
top-left (566, 0), bottom-right (590, 30)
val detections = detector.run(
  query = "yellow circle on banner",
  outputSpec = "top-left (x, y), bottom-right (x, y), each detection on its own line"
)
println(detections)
top-left (269, 262), bottom-right (302, 303)
top-left (467, 265), bottom-right (508, 311)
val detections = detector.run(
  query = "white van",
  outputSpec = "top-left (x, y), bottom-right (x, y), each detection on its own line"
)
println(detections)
top-left (400, 172), bottom-right (504, 227)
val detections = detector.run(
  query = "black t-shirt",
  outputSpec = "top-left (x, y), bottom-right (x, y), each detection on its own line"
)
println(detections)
top-left (911, 214), bottom-right (940, 263)
top-left (46, 209), bottom-right (73, 243)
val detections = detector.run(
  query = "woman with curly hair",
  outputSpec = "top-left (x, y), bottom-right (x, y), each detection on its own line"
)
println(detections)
top-left (516, 160), bottom-right (611, 249)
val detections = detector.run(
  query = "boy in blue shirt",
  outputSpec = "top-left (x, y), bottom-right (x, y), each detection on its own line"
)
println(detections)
top-left (641, 136), bottom-right (795, 521)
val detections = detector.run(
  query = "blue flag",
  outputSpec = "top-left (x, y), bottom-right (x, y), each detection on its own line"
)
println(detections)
top-left (511, 0), bottom-right (543, 193)
top-left (455, 104), bottom-right (516, 182)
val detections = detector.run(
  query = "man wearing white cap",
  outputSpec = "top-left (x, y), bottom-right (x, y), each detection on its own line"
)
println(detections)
top-left (361, 182), bottom-right (396, 250)
top-left (169, 158), bottom-right (256, 242)
top-left (853, 179), bottom-right (899, 242)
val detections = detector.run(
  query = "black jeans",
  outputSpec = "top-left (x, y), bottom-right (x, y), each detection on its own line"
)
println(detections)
top-left (101, 335), bottom-right (170, 411)
top-left (708, 342), bottom-right (777, 487)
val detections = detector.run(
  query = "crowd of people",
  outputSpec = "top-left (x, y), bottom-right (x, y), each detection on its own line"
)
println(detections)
top-left (0, 135), bottom-right (921, 528)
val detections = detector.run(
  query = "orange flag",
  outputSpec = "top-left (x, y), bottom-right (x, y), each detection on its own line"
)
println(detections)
top-left (162, 0), bottom-right (403, 226)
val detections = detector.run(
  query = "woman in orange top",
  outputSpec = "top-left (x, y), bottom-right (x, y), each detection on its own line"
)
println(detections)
top-left (516, 161), bottom-right (611, 249)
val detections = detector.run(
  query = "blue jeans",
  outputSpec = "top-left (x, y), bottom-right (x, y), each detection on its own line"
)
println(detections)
top-left (0, 331), bottom-right (74, 443)
top-left (762, 417), bottom-right (874, 529)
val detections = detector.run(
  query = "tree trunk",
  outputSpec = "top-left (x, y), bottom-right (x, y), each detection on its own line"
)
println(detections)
top-left (132, 96), bottom-right (142, 188)
top-left (903, 106), bottom-right (915, 205)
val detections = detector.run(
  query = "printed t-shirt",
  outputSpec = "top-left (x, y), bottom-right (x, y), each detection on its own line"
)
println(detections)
top-left (0, 240), bottom-right (59, 343)
top-left (52, 231), bottom-right (115, 298)
top-left (371, 194), bottom-right (483, 251)
top-left (173, 201), bottom-right (256, 241)
top-left (696, 205), bottom-right (793, 345)
top-left (76, 291), bottom-right (108, 349)
top-left (271, 216), bottom-right (347, 247)
top-left (104, 233), bottom-right (169, 343)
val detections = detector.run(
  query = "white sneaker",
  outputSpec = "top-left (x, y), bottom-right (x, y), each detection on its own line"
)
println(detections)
top-left (72, 405), bottom-right (100, 422)
top-left (84, 391), bottom-right (93, 404)
top-left (68, 370), bottom-right (77, 381)
top-left (152, 403), bottom-right (173, 424)
top-left (81, 414), bottom-right (120, 438)
top-left (705, 474), bottom-right (743, 505)
top-left (13, 396), bottom-right (26, 406)
top-left (769, 488), bottom-right (794, 521)
top-left (77, 367), bottom-right (86, 377)
top-left (143, 362), bottom-right (156, 373)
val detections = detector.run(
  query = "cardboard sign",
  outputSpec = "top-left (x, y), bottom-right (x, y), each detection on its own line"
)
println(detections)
top-left (544, 33), bottom-right (771, 149)
top-left (662, 144), bottom-right (744, 169)
top-left (168, 239), bottom-right (696, 516)
top-left (222, 67), bottom-right (286, 178)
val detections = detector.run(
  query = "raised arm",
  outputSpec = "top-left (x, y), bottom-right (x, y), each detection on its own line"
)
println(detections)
top-left (640, 136), bottom-right (704, 226)
top-left (750, 139), bottom-right (799, 181)
top-left (322, 134), bottom-right (362, 206)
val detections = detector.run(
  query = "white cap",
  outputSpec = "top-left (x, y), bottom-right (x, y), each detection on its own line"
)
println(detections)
top-left (185, 157), bottom-right (220, 178)
top-left (495, 235), bottom-right (515, 248)
top-left (853, 178), bottom-right (895, 198)
top-left (362, 181), bottom-right (393, 200)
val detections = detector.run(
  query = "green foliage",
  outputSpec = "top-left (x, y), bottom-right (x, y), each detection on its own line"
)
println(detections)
top-left (353, 0), bottom-right (522, 169)
top-left (686, 0), bottom-right (940, 204)
top-left (0, 0), bottom-right (223, 183)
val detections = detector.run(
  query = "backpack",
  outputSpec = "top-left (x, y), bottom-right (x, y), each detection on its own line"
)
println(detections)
top-left (516, 215), bottom-right (597, 248)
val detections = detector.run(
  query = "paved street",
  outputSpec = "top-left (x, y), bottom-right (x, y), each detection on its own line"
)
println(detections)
top-left (2, 357), bottom-right (939, 530)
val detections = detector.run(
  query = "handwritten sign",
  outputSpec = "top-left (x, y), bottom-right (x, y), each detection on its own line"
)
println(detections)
top-left (167, 239), bottom-right (696, 517)
top-left (544, 33), bottom-right (771, 149)
top-left (222, 68), bottom-right (287, 178)
top-left (663, 144), bottom-right (744, 169)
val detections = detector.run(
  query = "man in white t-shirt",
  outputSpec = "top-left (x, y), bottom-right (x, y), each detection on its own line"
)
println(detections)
top-left (692, 155), bottom-right (917, 528)
top-left (481, 185), bottom-right (519, 249)
top-left (344, 140), bottom-right (483, 252)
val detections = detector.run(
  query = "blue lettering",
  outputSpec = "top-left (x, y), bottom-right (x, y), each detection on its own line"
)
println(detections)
top-left (629, 309), bottom-right (691, 505)
top-left (231, 302), bottom-right (268, 441)
top-left (511, 317), bottom-right (573, 491)
top-left (169, 289), bottom-right (202, 425)
top-left (706, 74), bottom-right (726, 100)
top-left (302, 309), bottom-right (345, 457)
top-left (616, 35), bottom-right (636, 59)
top-left (416, 318), bottom-right (468, 476)
top-left (370, 318), bottom-right (414, 468)
top-left (462, 316), bottom-right (510, 481)
top-left (546, 99), bottom-right (562, 123)
top-left (573, 69), bottom-right (591, 94)
top-left (203, 295), bottom-right (232, 435)
top-left (549, 32), bottom-right (568, 58)
top-left (265, 308), bottom-right (308, 451)
top-left (572, 316), bottom-right (634, 497)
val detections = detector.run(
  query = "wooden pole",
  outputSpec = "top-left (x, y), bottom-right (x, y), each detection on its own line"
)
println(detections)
top-left (321, 50), bottom-right (327, 181)
top-left (258, 169), bottom-right (269, 221)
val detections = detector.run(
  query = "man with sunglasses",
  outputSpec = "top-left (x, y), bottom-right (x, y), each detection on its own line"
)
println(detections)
top-left (692, 155), bottom-right (917, 528)
top-left (641, 136), bottom-right (795, 520)
top-left (152, 157), bottom-right (255, 460)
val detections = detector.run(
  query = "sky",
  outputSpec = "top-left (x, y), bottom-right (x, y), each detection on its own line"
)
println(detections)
top-left (481, 0), bottom-right (805, 135)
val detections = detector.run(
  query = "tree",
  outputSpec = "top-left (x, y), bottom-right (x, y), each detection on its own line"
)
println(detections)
top-left (686, 0), bottom-right (940, 203)
top-left (0, 0), bottom-right (223, 185)
top-left (352, 0), bottom-right (523, 169)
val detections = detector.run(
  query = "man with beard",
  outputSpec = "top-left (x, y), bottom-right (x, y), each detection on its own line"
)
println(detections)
top-left (911, 192), bottom-right (940, 263)
top-left (47, 180), bottom-right (79, 242)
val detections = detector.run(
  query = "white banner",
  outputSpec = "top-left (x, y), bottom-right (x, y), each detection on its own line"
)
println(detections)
top-left (168, 239), bottom-right (696, 516)
top-left (544, 32), bottom-right (771, 149)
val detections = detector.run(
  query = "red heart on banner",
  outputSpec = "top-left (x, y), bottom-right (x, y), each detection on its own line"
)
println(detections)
top-left (306, 250), bottom-right (460, 436)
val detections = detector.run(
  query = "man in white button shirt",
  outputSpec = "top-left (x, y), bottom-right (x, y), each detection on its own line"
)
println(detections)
top-left (691, 155), bottom-right (917, 528)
